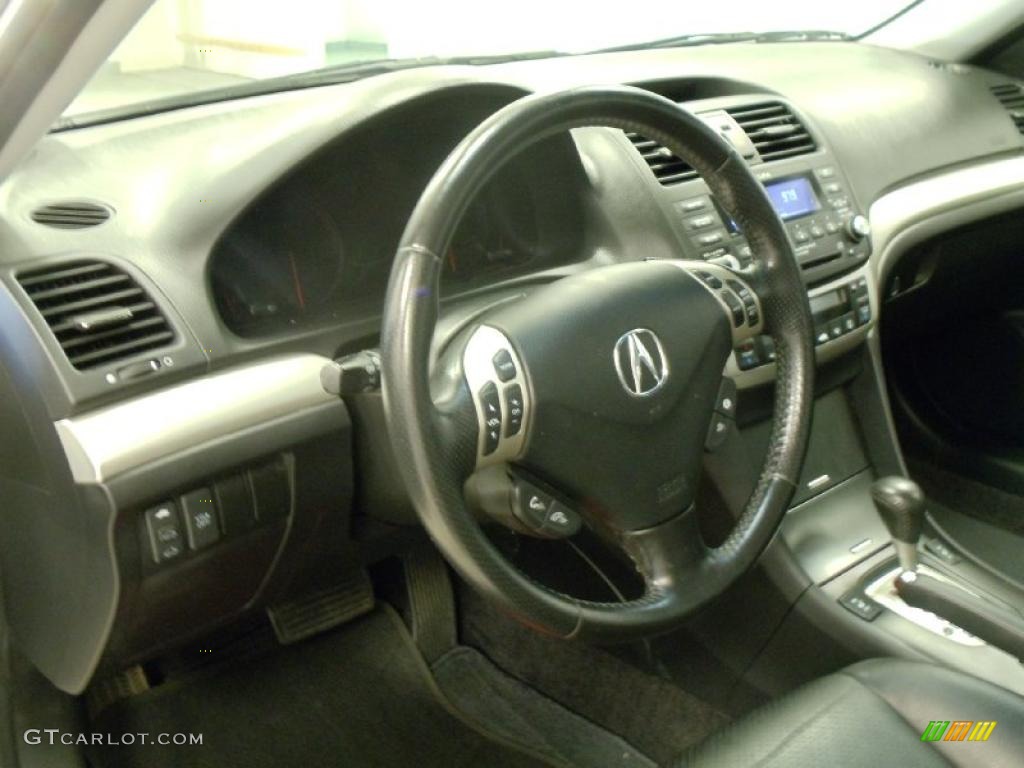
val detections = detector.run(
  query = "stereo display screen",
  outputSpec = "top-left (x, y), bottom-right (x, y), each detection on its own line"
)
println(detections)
top-left (764, 176), bottom-right (821, 220)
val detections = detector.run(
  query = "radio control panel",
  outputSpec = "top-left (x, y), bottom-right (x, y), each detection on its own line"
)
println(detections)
top-left (667, 160), bottom-right (871, 286)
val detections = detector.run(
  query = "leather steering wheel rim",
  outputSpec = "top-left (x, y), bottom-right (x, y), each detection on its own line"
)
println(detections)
top-left (381, 85), bottom-right (814, 641)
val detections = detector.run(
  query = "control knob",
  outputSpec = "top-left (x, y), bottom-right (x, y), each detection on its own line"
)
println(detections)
top-left (846, 214), bottom-right (871, 241)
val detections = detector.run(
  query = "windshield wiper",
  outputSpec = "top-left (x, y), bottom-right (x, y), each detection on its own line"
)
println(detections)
top-left (51, 49), bottom-right (567, 132)
top-left (591, 29), bottom-right (851, 54)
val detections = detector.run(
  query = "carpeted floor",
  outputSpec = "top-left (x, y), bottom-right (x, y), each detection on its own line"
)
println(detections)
top-left (89, 608), bottom-right (557, 768)
top-left (434, 646), bottom-right (655, 767)
top-left (459, 590), bottom-right (730, 766)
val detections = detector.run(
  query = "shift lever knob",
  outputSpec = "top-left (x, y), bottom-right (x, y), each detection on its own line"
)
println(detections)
top-left (871, 476), bottom-right (925, 572)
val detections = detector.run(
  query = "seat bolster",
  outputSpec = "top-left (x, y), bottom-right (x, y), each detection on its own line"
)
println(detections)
top-left (841, 658), bottom-right (1024, 767)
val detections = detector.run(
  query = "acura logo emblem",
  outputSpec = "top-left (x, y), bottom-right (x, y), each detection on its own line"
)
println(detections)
top-left (613, 329), bottom-right (669, 397)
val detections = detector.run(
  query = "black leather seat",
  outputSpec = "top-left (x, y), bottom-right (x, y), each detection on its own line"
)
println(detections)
top-left (680, 659), bottom-right (1024, 767)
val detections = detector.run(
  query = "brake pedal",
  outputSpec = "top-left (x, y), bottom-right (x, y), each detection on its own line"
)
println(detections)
top-left (268, 569), bottom-right (374, 645)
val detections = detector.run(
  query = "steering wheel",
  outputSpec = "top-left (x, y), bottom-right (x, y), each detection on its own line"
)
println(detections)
top-left (381, 86), bottom-right (814, 641)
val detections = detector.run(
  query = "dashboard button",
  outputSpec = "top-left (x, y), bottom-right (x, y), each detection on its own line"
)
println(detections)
top-left (492, 349), bottom-right (517, 382)
top-left (479, 382), bottom-right (502, 454)
top-left (792, 228), bottom-right (810, 244)
top-left (856, 302), bottom-right (872, 326)
top-left (828, 319), bottom-right (844, 339)
top-left (504, 384), bottom-right (524, 437)
top-left (696, 231), bottom-right (725, 246)
top-left (815, 327), bottom-right (830, 346)
top-left (144, 501), bottom-right (184, 564)
top-left (676, 198), bottom-right (708, 213)
top-left (181, 487), bottom-right (220, 550)
top-left (815, 166), bottom-right (837, 179)
top-left (841, 312), bottom-right (857, 334)
top-left (685, 213), bottom-right (716, 231)
top-left (810, 224), bottom-right (826, 239)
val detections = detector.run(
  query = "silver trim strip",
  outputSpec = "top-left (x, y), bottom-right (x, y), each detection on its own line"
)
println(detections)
top-left (871, 154), bottom-right (1024, 285)
top-left (56, 354), bottom-right (338, 483)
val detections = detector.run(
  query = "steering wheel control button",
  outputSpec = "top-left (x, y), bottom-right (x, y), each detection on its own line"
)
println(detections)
top-left (479, 381), bottom-right (502, 455)
top-left (513, 482), bottom-right (553, 530)
top-left (735, 339), bottom-right (761, 371)
top-left (504, 384), bottom-right (524, 437)
top-left (694, 270), bottom-right (723, 290)
top-left (705, 412), bottom-right (732, 452)
top-left (512, 481), bottom-right (580, 538)
top-left (492, 349), bottom-right (517, 382)
top-left (144, 501), bottom-right (185, 564)
top-left (181, 487), bottom-right (221, 550)
top-left (714, 377), bottom-right (738, 418)
top-left (541, 502), bottom-right (582, 537)
top-left (721, 291), bottom-right (745, 327)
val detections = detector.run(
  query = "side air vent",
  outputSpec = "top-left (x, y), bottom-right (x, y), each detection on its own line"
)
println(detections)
top-left (16, 259), bottom-right (175, 371)
top-left (726, 102), bottom-right (816, 162)
top-left (30, 201), bottom-right (112, 229)
top-left (990, 83), bottom-right (1024, 135)
top-left (624, 131), bottom-right (699, 185)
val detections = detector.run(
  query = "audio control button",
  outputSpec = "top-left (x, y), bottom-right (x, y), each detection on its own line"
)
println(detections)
top-left (505, 384), bottom-right (524, 437)
top-left (479, 382), bottom-right (502, 455)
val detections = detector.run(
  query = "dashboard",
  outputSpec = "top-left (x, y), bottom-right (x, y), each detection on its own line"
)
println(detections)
top-left (2, 39), bottom-right (1024, 694)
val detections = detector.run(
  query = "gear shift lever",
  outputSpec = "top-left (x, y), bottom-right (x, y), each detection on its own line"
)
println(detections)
top-left (871, 476), bottom-right (925, 573)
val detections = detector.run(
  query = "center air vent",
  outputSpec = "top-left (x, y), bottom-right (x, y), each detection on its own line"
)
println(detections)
top-left (16, 260), bottom-right (175, 371)
top-left (624, 132), bottom-right (699, 186)
top-left (989, 83), bottom-right (1024, 135)
top-left (30, 201), bottom-right (112, 229)
top-left (725, 102), bottom-right (816, 162)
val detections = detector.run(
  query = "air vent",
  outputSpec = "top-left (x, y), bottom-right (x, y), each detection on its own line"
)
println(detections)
top-left (624, 131), bottom-right (699, 185)
top-left (30, 201), bottom-right (111, 229)
top-left (990, 83), bottom-right (1024, 135)
top-left (726, 102), bottom-right (817, 162)
top-left (16, 260), bottom-right (174, 371)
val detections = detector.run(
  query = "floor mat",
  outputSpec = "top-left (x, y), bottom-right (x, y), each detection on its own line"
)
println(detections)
top-left (909, 457), bottom-right (1024, 535)
top-left (89, 608), bottom-right (556, 768)
top-left (459, 590), bottom-right (729, 766)
top-left (434, 646), bottom-right (656, 768)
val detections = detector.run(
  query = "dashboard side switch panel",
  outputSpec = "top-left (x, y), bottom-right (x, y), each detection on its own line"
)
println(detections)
top-left (250, 459), bottom-right (291, 522)
top-left (144, 501), bottom-right (185, 564)
top-left (181, 487), bottom-right (221, 550)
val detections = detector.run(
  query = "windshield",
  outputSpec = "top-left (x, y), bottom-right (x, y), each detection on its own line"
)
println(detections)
top-left (63, 0), bottom-right (917, 120)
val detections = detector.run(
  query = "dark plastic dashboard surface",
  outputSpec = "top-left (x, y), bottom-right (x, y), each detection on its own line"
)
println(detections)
top-left (0, 42), bottom-right (1020, 415)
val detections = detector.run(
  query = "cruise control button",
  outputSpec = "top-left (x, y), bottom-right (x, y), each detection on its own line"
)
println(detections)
top-left (714, 377), bottom-right (737, 418)
top-left (492, 349), bottom-right (516, 382)
top-left (479, 382), bottom-right (502, 455)
top-left (504, 384), bottom-right (524, 437)
top-left (705, 412), bottom-right (731, 452)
